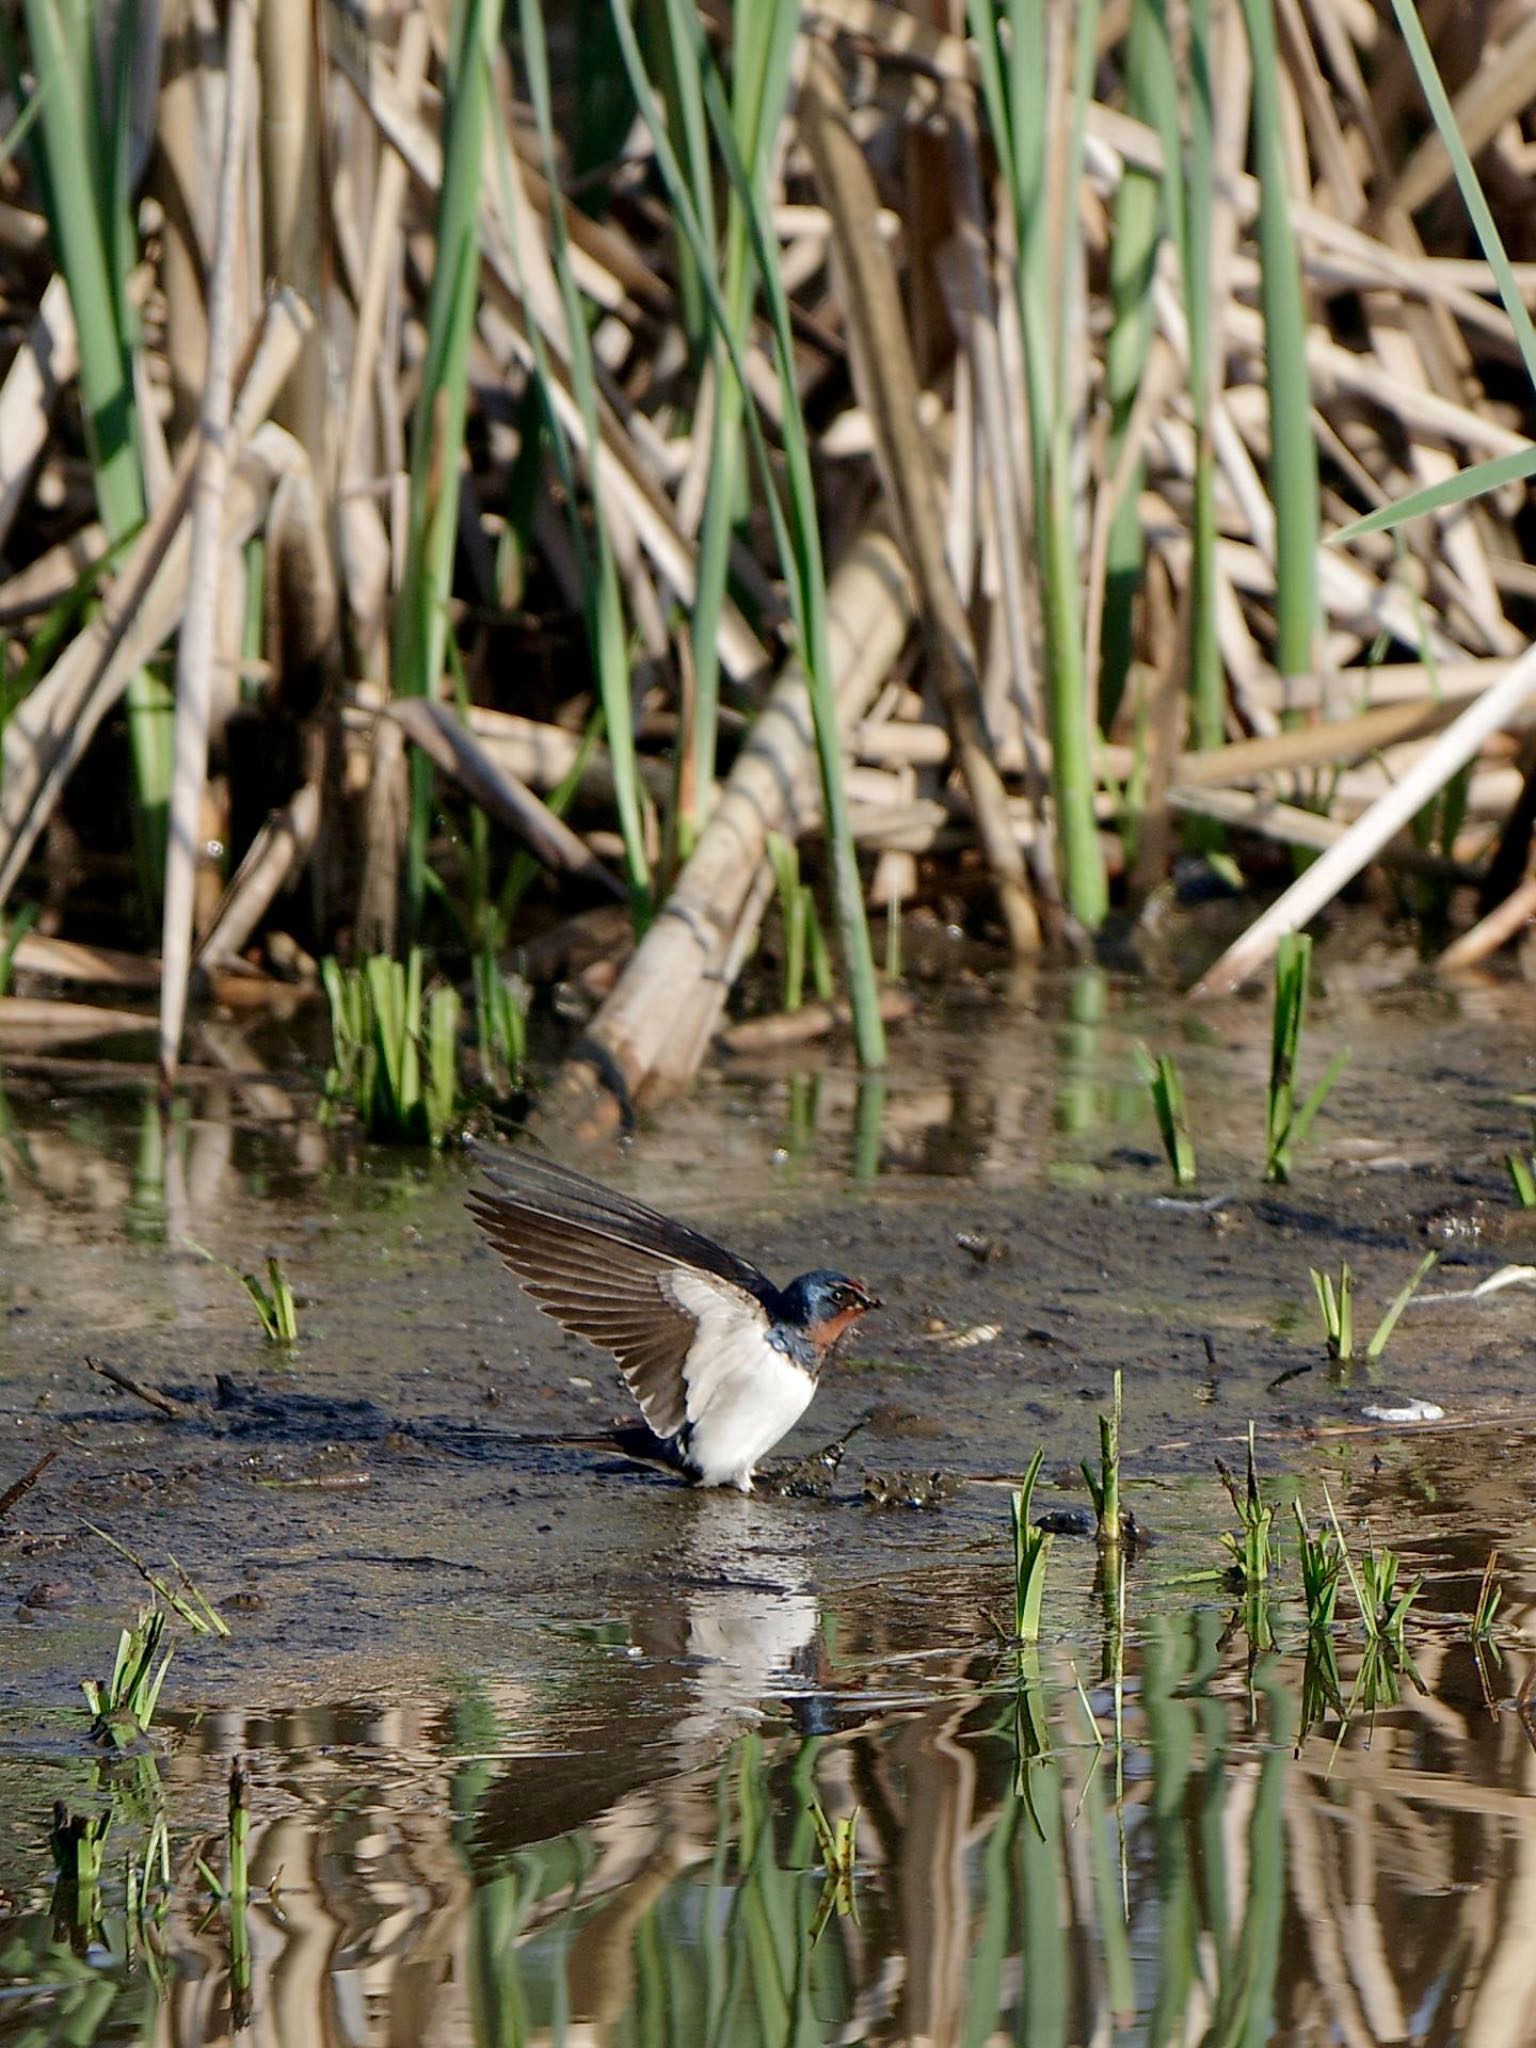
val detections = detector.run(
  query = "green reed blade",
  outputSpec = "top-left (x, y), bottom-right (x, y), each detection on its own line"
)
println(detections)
top-left (1365, 1250), bottom-right (1438, 1363)
top-left (265, 1256), bottom-right (298, 1343)
top-left (426, 983), bottom-right (461, 1143)
top-left (1335, 441), bottom-right (1536, 543)
top-left (21, 0), bottom-right (171, 893)
top-left (1291, 1500), bottom-right (1341, 1633)
top-left (608, 0), bottom-right (885, 1063)
top-left (1390, 0), bottom-right (1536, 391)
top-left (967, 0), bottom-right (1107, 931)
top-left (1100, 0), bottom-right (1162, 729)
top-left (1133, 1042), bottom-right (1197, 1187)
top-left (1138, 0), bottom-right (1223, 756)
top-left (664, 0), bottom-right (795, 847)
top-left (515, 0), bottom-right (652, 920)
top-left (1239, 0), bottom-right (1318, 682)
top-left (640, 0), bottom-right (715, 364)
top-left (1266, 930), bottom-right (1332, 1182)
top-left (1010, 1447), bottom-right (1053, 1642)
top-left (1286, 1047), bottom-right (1350, 1158)
top-left (394, 0), bottom-right (505, 934)
top-left (21, 0), bottom-right (140, 539)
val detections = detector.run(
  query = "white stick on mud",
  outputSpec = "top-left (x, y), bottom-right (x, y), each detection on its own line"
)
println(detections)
top-left (1192, 636), bottom-right (1536, 998)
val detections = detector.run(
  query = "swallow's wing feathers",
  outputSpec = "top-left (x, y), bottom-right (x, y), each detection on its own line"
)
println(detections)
top-left (467, 1144), bottom-right (774, 1296)
top-left (466, 1151), bottom-right (777, 1443)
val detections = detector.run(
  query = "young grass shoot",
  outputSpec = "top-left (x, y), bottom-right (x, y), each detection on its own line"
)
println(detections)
top-left (1470, 1549), bottom-right (1504, 1705)
top-left (1507, 1120), bottom-right (1536, 1207)
top-left (1265, 934), bottom-right (1348, 1184)
top-left (1081, 1369), bottom-right (1124, 1551)
top-left (85, 1524), bottom-right (230, 1637)
top-left (322, 950), bottom-right (461, 1146)
top-left (1292, 1499), bottom-right (1342, 1633)
top-left (1218, 1425), bottom-right (1277, 1591)
top-left (1471, 1550), bottom-right (1503, 1642)
top-left (767, 833), bottom-right (834, 1015)
top-left (473, 944), bottom-right (528, 1097)
top-left (1310, 1251), bottom-right (1438, 1365)
top-left (1324, 1486), bottom-right (1421, 1651)
top-left (83, 1607), bottom-right (174, 1749)
top-left (49, 1802), bottom-right (111, 1923)
top-left (1010, 1447), bottom-right (1053, 1644)
top-left (1311, 1261), bottom-right (1353, 1362)
top-left (243, 1255), bottom-right (299, 1345)
top-left (1133, 1042), bottom-right (1197, 1188)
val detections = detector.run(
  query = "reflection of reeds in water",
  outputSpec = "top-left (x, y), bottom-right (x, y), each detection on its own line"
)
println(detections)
top-left (11, 1605), bottom-right (1536, 2044)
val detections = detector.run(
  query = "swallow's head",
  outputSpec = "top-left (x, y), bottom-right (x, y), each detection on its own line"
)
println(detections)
top-left (779, 1271), bottom-right (882, 1355)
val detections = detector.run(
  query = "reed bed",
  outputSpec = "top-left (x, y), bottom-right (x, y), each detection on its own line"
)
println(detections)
top-left (5, 3), bottom-right (1536, 1110)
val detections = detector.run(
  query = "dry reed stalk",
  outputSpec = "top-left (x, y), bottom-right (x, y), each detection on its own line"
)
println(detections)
top-left (436, 705), bottom-right (674, 804)
top-left (1391, 12), bottom-right (1536, 217)
top-left (385, 697), bottom-right (626, 895)
top-left (1172, 692), bottom-right (1483, 783)
top-left (0, 296), bottom-right (312, 906)
top-left (1436, 876), bottom-right (1536, 973)
top-left (939, 85), bottom-right (1054, 892)
top-left (356, 713), bottom-right (409, 957)
top-left (650, 858), bottom-right (783, 1089)
top-left (10, 936), bottom-right (162, 988)
top-left (717, 986), bottom-right (917, 1055)
top-left (337, 48), bottom-right (770, 689)
top-left (13, 0), bottom-right (1536, 1043)
top-left (196, 782), bottom-right (320, 972)
top-left (145, 0), bottom-right (210, 450)
top-left (1165, 784), bottom-right (1468, 876)
top-left (546, 525), bottom-right (914, 1132)
top-left (339, 13), bottom-right (429, 489)
top-left (159, 0), bottom-right (257, 1088)
top-left (257, 0), bottom-right (329, 475)
top-left (799, 40), bottom-right (1041, 955)
top-left (0, 528), bottom-right (107, 622)
top-left (0, 275), bottom-right (77, 553)
top-left (1194, 639), bottom-right (1536, 997)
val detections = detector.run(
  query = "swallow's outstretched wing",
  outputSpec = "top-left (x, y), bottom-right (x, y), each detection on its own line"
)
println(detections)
top-left (465, 1145), bottom-right (782, 1444)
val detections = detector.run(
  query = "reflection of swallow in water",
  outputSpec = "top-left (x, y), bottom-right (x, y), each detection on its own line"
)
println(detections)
top-left (467, 1147), bottom-right (880, 1493)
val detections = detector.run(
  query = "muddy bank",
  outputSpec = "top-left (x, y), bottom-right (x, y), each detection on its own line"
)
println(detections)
top-left (3, 971), bottom-right (1536, 1705)
top-left (7, 974), bottom-right (1536, 2041)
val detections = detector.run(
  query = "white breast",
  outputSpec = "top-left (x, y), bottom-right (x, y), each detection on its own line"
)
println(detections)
top-left (663, 1269), bottom-right (817, 1491)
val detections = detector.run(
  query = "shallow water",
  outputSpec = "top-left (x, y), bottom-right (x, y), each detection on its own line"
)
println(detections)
top-left (5, 961), bottom-right (1536, 2043)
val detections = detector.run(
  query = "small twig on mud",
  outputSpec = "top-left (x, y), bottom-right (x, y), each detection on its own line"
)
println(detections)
top-left (85, 1355), bottom-right (192, 1421)
top-left (0, 1447), bottom-right (58, 1523)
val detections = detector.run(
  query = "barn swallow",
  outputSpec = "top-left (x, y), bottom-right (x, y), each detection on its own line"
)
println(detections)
top-left (467, 1146), bottom-right (880, 1493)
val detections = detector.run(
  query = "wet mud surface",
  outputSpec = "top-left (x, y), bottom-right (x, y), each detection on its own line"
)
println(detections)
top-left (6, 976), bottom-right (1536, 1665)
top-left (7, 964), bottom-right (1536, 2041)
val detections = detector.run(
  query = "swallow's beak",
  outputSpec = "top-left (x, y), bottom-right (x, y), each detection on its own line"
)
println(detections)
top-left (854, 1285), bottom-right (881, 1313)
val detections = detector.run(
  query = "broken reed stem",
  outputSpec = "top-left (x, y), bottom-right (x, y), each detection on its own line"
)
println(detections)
top-left (158, 0), bottom-right (256, 1089)
top-left (799, 42), bottom-right (1040, 956)
top-left (1195, 641), bottom-right (1536, 997)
